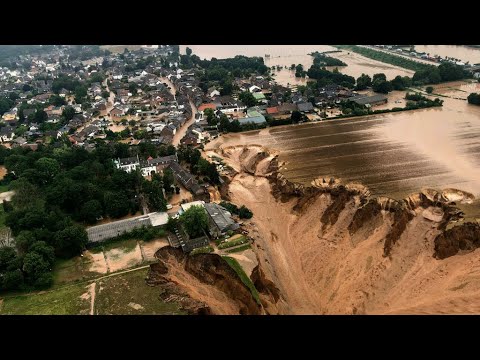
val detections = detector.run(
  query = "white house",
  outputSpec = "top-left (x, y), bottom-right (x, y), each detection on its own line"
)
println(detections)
top-left (210, 89), bottom-right (220, 98)
top-left (249, 85), bottom-right (262, 93)
top-left (0, 128), bottom-right (15, 143)
top-left (114, 155), bottom-right (140, 173)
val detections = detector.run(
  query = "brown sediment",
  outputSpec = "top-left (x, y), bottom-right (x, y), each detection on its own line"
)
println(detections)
top-left (434, 222), bottom-right (480, 260)
top-left (146, 247), bottom-right (261, 315)
top-left (147, 144), bottom-right (480, 314)
top-left (212, 145), bottom-right (480, 314)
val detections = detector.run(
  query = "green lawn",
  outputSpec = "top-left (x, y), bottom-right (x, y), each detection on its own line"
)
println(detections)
top-left (102, 238), bottom-right (138, 253)
top-left (1, 269), bottom-right (186, 315)
top-left (222, 256), bottom-right (261, 305)
top-left (217, 235), bottom-right (248, 250)
top-left (190, 245), bottom-right (214, 255)
top-left (53, 254), bottom-right (104, 286)
top-left (0, 185), bottom-right (9, 193)
top-left (225, 244), bottom-right (252, 253)
top-left (0, 283), bottom-right (91, 315)
top-left (94, 269), bottom-right (185, 315)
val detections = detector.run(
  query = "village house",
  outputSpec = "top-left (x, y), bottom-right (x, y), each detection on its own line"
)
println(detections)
top-left (347, 94), bottom-right (388, 107)
top-left (114, 155), bottom-right (140, 172)
top-left (213, 96), bottom-right (246, 114)
top-left (110, 107), bottom-right (125, 119)
top-left (0, 127), bottom-right (15, 143)
top-left (297, 102), bottom-right (314, 113)
top-left (139, 154), bottom-right (178, 176)
top-left (204, 203), bottom-right (240, 238)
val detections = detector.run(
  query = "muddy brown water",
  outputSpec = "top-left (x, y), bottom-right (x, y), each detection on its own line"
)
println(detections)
top-left (414, 45), bottom-right (480, 64)
top-left (180, 45), bottom-right (414, 86)
top-left (208, 85), bottom-right (480, 202)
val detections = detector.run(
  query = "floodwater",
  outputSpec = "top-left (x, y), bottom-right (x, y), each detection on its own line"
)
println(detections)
top-left (181, 45), bottom-right (414, 86)
top-left (414, 45), bottom-right (480, 64)
top-left (208, 81), bottom-right (480, 200)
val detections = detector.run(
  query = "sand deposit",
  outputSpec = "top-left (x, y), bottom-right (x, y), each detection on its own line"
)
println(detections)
top-left (178, 145), bottom-right (480, 314)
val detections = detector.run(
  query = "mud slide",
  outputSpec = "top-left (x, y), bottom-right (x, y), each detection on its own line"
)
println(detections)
top-left (147, 247), bottom-right (262, 315)
top-left (148, 145), bottom-right (480, 314)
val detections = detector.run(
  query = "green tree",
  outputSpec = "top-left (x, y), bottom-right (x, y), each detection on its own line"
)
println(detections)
top-left (239, 91), bottom-right (257, 107)
top-left (426, 86), bottom-right (434, 94)
top-left (143, 179), bottom-right (167, 212)
top-left (372, 73), bottom-right (387, 83)
top-left (238, 205), bottom-right (253, 219)
top-left (15, 230), bottom-right (37, 253)
top-left (49, 94), bottom-right (66, 106)
top-left (291, 110), bottom-right (302, 123)
top-left (203, 108), bottom-right (217, 125)
top-left (163, 168), bottom-right (175, 193)
top-left (104, 192), bottom-right (130, 218)
top-left (23, 251), bottom-right (52, 288)
top-left (186, 47), bottom-right (193, 56)
top-left (356, 73), bottom-right (372, 90)
top-left (62, 106), bottom-right (76, 121)
top-left (29, 241), bottom-right (55, 265)
top-left (391, 75), bottom-right (408, 91)
top-left (102, 90), bottom-right (110, 99)
top-left (34, 109), bottom-right (48, 123)
top-left (467, 93), bottom-right (480, 105)
top-left (36, 157), bottom-right (61, 182)
top-left (80, 199), bottom-right (103, 224)
top-left (180, 205), bottom-right (208, 238)
top-left (54, 224), bottom-right (88, 258)
top-left (372, 80), bottom-right (393, 94)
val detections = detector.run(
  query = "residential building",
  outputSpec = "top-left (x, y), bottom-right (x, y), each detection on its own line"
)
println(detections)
top-left (204, 203), bottom-right (240, 238)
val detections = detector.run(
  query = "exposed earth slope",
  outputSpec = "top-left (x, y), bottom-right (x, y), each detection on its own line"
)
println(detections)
top-left (149, 145), bottom-right (480, 314)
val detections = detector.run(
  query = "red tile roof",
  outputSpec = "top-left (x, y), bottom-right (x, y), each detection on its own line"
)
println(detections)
top-left (198, 103), bottom-right (217, 112)
top-left (266, 106), bottom-right (278, 115)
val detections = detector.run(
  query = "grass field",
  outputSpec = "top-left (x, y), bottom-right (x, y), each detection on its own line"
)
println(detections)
top-left (0, 283), bottom-right (91, 315)
top-left (0, 185), bottom-right (9, 193)
top-left (94, 269), bottom-right (185, 315)
top-left (1, 268), bottom-right (185, 315)
top-left (222, 256), bottom-right (261, 305)
top-left (217, 235), bottom-right (248, 250)
top-left (225, 244), bottom-right (252, 253)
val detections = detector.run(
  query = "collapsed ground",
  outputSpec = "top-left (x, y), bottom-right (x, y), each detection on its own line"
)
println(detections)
top-left (147, 145), bottom-right (480, 314)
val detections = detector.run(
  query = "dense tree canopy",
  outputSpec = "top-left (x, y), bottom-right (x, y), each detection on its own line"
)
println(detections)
top-left (355, 74), bottom-right (372, 90)
top-left (180, 205), bottom-right (209, 238)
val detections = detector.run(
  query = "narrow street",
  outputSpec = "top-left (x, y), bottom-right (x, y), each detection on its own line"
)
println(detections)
top-left (103, 74), bottom-right (115, 115)
top-left (172, 99), bottom-right (197, 146)
top-left (161, 76), bottom-right (198, 146)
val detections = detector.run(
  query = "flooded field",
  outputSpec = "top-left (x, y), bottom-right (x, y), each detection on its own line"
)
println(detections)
top-left (414, 45), bottom-right (480, 64)
top-left (181, 45), bottom-right (414, 86)
top-left (208, 83), bottom-right (480, 201)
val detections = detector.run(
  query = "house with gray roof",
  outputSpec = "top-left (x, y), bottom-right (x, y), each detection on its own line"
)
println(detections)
top-left (204, 203), bottom-right (240, 238)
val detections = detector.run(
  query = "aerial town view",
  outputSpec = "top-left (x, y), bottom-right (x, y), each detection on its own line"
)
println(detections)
top-left (0, 44), bottom-right (480, 315)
